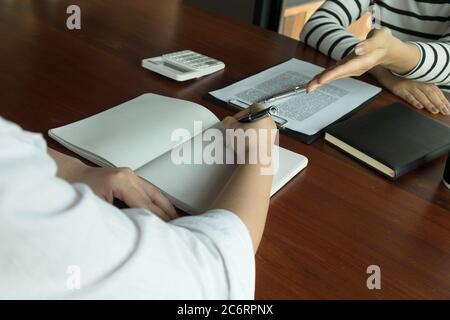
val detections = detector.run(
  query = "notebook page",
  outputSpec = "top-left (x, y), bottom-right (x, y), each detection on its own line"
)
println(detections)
top-left (136, 132), bottom-right (308, 214)
top-left (49, 94), bottom-right (219, 170)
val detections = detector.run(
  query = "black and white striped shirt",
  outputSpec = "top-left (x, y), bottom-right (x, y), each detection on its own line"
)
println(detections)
top-left (300, 0), bottom-right (450, 88)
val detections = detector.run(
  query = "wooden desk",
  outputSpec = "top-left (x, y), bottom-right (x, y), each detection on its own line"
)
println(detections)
top-left (1, 0), bottom-right (450, 299)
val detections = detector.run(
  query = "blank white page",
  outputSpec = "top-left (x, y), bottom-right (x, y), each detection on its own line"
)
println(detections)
top-left (49, 94), bottom-right (219, 170)
top-left (136, 140), bottom-right (308, 214)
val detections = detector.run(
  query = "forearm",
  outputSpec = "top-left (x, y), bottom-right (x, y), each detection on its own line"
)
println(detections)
top-left (384, 38), bottom-right (421, 75)
top-left (300, 0), bottom-right (368, 61)
top-left (369, 65), bottom-right (396, 88)
top-left (390, 40), bottom-right (450, 85)
top-left (212, 162), bottom-right (273, 253)
top-left (379, 37), bottom-right (450, 85)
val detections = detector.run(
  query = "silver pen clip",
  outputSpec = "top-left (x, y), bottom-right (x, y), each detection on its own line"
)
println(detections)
top-left (227, 99), bottom-right (289, 128)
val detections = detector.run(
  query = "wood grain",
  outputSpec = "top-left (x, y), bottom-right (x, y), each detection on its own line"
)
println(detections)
top-left (1, 0), bottom-right (449, 299)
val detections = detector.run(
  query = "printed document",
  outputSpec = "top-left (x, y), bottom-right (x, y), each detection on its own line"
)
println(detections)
top-left (209, 59), bottom-right (381, 135)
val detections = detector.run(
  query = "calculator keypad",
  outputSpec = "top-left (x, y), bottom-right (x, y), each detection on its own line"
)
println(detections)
top-left (143, 50), bottom-right (225, 81)
top-left (163, 50), bottom-right (222, 70)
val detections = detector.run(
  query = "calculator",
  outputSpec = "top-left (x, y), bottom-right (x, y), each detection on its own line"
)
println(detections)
top-left (142, 50), bottom-right (225, 81)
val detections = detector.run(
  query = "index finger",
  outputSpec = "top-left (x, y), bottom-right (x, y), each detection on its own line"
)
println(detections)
top-left (307, 64), bottom-right (344, 92)
top-left (318, 60), bottom-right (360, 85)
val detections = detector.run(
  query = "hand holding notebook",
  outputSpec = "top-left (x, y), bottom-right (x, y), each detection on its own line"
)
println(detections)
top-left (49, 94), bottom-right (308, 214)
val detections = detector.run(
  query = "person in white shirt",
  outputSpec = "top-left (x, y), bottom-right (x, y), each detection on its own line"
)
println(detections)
top-left (0, 105), bottom-right (276, 299)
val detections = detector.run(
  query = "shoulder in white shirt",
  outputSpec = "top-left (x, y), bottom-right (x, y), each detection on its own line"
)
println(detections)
top-left (0, 117), bottom-right (255, 300)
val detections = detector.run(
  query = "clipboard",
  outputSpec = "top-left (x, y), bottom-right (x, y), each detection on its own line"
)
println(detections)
top-left (204, 93), bottom-right (322, 144)
top-left (227, 98), bottom-right (289, 128)
top-left (204, 59), bottom-right (383, 145)
top-left (204, 92), bottom-right (382, 145)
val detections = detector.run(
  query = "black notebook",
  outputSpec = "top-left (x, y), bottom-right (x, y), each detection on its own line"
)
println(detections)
top-left (325, 103), bottom-right (450, 179)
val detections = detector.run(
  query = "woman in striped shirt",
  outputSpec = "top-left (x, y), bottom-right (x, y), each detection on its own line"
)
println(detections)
top-left (300, 0), bottom-right (450, 116)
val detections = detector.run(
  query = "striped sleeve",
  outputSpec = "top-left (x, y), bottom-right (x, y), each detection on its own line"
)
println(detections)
top-left (394, 36), bottom-right (450, 87)
top-left (300, 0), bottom-right (371, 61)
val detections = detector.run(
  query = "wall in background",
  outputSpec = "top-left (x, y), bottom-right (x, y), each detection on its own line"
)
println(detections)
top-left (184, 0), bottom-right (283, 31)
top-left (285, 0), bottom-right (313, 5)
top-left (184, 0), bottom-right (257, 25)
top-left (183, 0), bottom-right (371, 41)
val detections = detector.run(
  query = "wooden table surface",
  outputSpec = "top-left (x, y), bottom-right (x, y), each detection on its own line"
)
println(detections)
top-left (2, 0), bottom-right (450, 299)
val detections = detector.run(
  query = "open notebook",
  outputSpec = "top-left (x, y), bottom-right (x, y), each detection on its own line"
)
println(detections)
top-left (49, 94), bottom-right (308, 214)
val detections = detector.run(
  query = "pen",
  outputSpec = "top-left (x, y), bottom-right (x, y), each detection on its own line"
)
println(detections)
top-left (238, 106), bottom-right (278, 123)
top-left (260, 84), bottom-right (307, 104)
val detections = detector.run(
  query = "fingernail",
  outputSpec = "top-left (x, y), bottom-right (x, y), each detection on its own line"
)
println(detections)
top-left (308, 84), bottom-right (317, 93)
top-left (355, 44), bottom-right (365, 55)
top-left (432, 108), bottom-right (439, 114)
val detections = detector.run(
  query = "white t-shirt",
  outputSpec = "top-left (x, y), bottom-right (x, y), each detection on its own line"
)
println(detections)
top-left (0, 117), bottom-right (255, 299)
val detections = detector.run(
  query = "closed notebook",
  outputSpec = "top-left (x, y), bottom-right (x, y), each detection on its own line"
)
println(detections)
top-left (324, 103), bottom-right (450, 179)
top-left (49, 93), bottom-right (308, 214)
